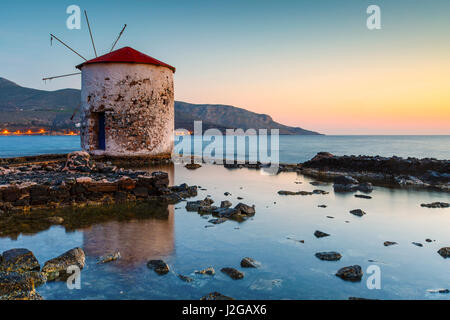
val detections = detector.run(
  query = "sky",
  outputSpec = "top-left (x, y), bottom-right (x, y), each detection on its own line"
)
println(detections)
top-left (0, 0), bottom-right (449, 135)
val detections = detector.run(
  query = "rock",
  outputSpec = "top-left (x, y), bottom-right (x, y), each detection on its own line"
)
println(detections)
top-left (47, 216), bottom-right (64, 224)
top-left (224, 192), bottom-right (231, 196)
top-left (1, 289), bottom-right (44, 300)
top-left (195, 267), bottom-right (215, 275)
top-left (421, 202), bottom-right (449, 208)
top-left (147, 260), bottom-right (170, 275)
top-left (412, 242), bottom-right (423, 247)
top-left (384, 241), bottom-right (397, 247)
top-left (278, 190), bottom-right (313, 195)
top-left (427, 288), bottom-right (450, 294)
top-left (209, 218), bottom-right (228, 225)
top-left (318, 205), bottom-right (327, 208)
top-left (310, 181), bottom-right (328, 186)
top-left (349, 209), bottom-right (366, 217)
top-left (0, 272), bottom-right (35, 297)
top-left (355, 194), bottom-right (372, 199)
top-left (437, 247), bottom-right (450, 258)
top-left (240, 257), bottom-right (260, 268)
top-left (312, 189), bottom-right (329, 195)
top-left (97, 252), bottom-right (121, 264)
top-left (42, 247), bottom-right (85, 281)
top-left (178, 274), bottom-right (193, 283)
top-left (234, 203), bottom-right (256, 216)
top-left (213, 207), bottom-right (239, 218)
top-left (186, 198), bottom-right (214, 212)
top-left (425, 239), bottom-right (433, 243)
top-left (200, 292), bottom-right (234, 300)
top-left (185, 163), bottom-right (202, 170)
top-left (315, 252), bottom-right (342, 261)
top-left (358, 182), bottom-right (373, 193)
top-left (221, 267), bottom-right (244, 280)
top-left (333, 176), bottom-right (360, 192)
top-left (0, 249), bottom-right (40, 273)
top-left (314, 230), bottom-right (330, 238)
top-left (220, 200), bottom-right (232, 208)
top-left (198, 205), bottom-right (218, 214)
top-left (336, 265), bottom-right (363, 282)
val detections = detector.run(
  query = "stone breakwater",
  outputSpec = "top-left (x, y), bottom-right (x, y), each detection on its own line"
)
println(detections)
top-left (300, 152), bottom-right (449, 192)
top-left (0, 151), bottom-right (197, 215)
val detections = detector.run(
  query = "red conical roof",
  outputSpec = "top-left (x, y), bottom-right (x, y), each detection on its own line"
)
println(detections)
top-left (76, 47), bottom-right (175, 72)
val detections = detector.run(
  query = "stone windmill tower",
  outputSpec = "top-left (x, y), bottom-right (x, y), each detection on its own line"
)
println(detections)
top-left (44, 14), bottom-right (175, 158)
top-left (76, 47), bottom-right (176, 157)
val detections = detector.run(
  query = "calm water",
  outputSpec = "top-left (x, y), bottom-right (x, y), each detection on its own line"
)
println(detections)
top-left (0, 136), bottom-right (449, 300)
top-left (0, 135), bottom-right (449, 162)
top-left (0, 164), bottom-right (449, 300)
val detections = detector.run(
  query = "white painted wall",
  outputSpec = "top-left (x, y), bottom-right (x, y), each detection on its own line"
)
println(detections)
top-left (80, 62), bottom-right (174, 157)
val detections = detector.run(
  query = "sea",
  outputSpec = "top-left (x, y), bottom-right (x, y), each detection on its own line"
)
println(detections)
top-left (0, 135), bottom-right (448, 300)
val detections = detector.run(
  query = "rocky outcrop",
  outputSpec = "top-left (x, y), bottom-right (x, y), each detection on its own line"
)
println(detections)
top-left (336, 265), bottom-right (363, 282)
top-left (42, 247), bottom-right (85, 281)
top-left (0, 271), bottom-right (42, 300)
top-left (302, 153), bottom-right (449, 192)
top-left (0, 152), bottom-right (197, 214)
top-left (97, 252), bottom-right (121, 264)
top-left (384, 241), bottom-right (397, 247)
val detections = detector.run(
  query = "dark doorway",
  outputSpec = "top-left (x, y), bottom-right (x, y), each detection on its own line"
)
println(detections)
top-left (95, 112), bottom-right (106, 150)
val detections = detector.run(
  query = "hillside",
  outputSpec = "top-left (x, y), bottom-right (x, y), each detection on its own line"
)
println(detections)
top-left (0, 77), bottom-right (320, 135)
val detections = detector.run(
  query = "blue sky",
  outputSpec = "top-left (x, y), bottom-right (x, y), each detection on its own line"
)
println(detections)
top-left (1, 1), bottom-right (449, 134)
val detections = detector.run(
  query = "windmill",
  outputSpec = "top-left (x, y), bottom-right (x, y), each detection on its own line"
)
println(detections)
top-left (43, 10), bottom-right (176, 158)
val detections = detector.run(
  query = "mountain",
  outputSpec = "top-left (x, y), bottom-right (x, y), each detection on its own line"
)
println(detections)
top-left (0, 77), bottom-right (320, 135)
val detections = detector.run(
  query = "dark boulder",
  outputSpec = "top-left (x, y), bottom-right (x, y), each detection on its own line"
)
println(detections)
top-left (349, 209), bottom-right (366, 217)
top-left (437, 247), bottom-right (450, 258)
top-left (314, 230), bottom-right (330, 238)
top-left (421, 202), bottom-right (449, 208)
top-left (235, 203), bottom-right (256, 216)
top-left (221, 267), bottom-right (244, 280)
top-left (147, 260), bottom-right (170, 275)
top-left (336, 265), bottom-right (363, 282)
top-left (315, 252), bottom-right (342, 261)
top-left (0, 249), bottom-right (40, 273)
top-left (240, 257), bottom-right (260, 268)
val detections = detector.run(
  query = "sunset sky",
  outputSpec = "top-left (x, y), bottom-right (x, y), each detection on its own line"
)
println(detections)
top-left (0, 0), bottom-right (449, 134)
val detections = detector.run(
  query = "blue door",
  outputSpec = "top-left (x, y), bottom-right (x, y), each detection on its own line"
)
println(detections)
top-left (98, 112), bottom-right (106, 150)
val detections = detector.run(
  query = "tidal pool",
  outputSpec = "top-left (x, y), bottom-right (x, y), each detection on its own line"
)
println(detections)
top-left (0, 164), bottom-right (449, 300)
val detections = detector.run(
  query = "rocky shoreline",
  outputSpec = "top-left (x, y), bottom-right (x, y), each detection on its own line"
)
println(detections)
top-left (0, 151), bottom-right (197, 216)
top-left (300, 152), bottom-right (449, 192)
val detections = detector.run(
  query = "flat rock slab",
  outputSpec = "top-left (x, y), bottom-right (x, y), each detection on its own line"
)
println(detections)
top-left (42, 247), bottom-right (85, 281)
top-left (147, 260), bottom-right (170, 275)
top-left (421, 202), bottom-right (449, 208)
top-left (221, 267), bottom-right (244, 280)
top-left (384, 241), bottom-right (398, 247)
top-left (336, 265), bottom-right (363, 282)
top-left (315, 252), bottom-right (342, 261)
top-left (240, 257), bottom-right (260, 268)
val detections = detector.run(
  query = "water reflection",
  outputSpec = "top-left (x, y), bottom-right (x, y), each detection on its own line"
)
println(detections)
top-left (82, 206), bottom-right (175, 270)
